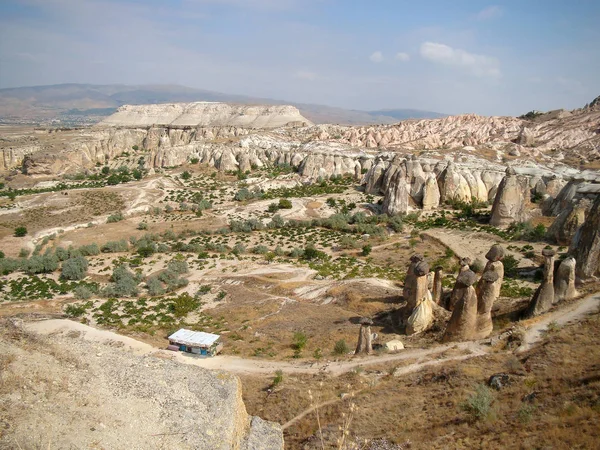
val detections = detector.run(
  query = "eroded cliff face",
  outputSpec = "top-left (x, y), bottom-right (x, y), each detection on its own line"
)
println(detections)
top-left (308, 109), bottom-right (600, 158)
top-left (99, 102), bottom-right (313, 128)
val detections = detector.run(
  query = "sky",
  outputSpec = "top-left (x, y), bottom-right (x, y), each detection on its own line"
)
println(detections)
top-left (0, 0), bottom-right (598, 116)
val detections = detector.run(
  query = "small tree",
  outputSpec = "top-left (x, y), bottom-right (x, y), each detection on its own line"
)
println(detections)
top-left (361, 244), bottom-right (372, 256)
top-left (180, 171), bottom-right (192, 181)
top-left (14, 226), bottom-right (27, 237)
top-left (61, 256), bottom-right (88, 280)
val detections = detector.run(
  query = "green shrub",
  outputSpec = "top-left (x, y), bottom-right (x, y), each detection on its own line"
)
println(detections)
top-left (0, 250), bottom-right (4, 259)
top-left (73, 286), bottom-right (93, 300)
top-left (167, 260), bottom-right (188, 274)
top-left (14, 226), bottom-right (27, 237)
top-left (79, 243), bottom-right (100, 256)
top-left (461, 384), bottom-right (495, 421)
top-left (146, 277), bottom-right (165, 296)
top-left (19, 248), bottom-right (31, 258)
top-left (196, 285), bottom-right (211, 296)
top-left (61, 256), bottom-right (88, 280)
top-left (361, 244), bottom-right (372, 256)
top-left (101, 240), bottom-right (129, 253)
top-left (333, 339), bottom-right (350, 355)
top-left (292, 331), bottom-right (308, 351)
top-left (103, 265), bottom-right (139, 297)
top-left (54, 247), bottom-right (70, 261)
top-left (26, 254), bottom-right (59, 274)
top-left (278, 198), bottom-right (293, 209)
top-left (272, 370), bottom-right (284, 388)
top-left (190, 157), bottom-right (199, 164)
top-left (65, 303), bottom-right (87, 317)
top-left (137, 222), bottom-right (148, 230)
top-left (107, 212), bottom-right (124, 223)
top-left (503, 254), bottom-right (519, 278)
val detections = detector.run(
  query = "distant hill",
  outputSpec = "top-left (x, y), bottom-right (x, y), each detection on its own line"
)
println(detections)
top-left (0, 83), bottom-right (446, 126)
top-left (367, 109), bottom-right (447, 120)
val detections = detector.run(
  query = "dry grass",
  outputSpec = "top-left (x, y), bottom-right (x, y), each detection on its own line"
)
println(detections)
top-left (238, 311), bottom-right (600, 449)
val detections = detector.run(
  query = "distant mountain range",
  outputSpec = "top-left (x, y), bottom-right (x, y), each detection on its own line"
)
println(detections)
top-left (0, 83), bottom-right (446, 125)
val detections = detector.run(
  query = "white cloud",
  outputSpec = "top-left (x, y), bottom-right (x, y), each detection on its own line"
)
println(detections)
top-left (395, 52), bottom-right (410, 62)
top-left (476, 5), bottom-right (502, 20)
top-left (419, 42), bottom-right (501, 77)
top-left (369, 51), bottom-right (383, 63)
top-left (294, 70), bottom-right (317, 81)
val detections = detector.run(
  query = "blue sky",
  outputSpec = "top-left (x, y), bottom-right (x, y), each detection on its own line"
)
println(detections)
top-left (0, 0), bottom-right (598, 115)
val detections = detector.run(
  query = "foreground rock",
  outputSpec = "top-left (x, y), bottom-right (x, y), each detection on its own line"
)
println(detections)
top-left (0, 320), bottom-right (283, 450)
top-left (406, 261), bottom-right (433, 335)
top-left (526, 249), bottom-right (556, 317)
top-left (474, 245), bottom-right (505, 339)
top-left (442, 270), bottom-right (478, 342)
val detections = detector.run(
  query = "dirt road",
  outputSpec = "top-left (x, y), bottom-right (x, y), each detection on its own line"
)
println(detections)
top-left (24, 291), bottom-right (600, 377)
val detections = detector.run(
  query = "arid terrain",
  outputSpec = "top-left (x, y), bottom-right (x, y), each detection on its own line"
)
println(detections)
top-left (1, 98), bottom-right (599, 449)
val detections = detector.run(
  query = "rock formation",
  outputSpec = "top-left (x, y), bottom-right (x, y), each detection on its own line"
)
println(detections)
top-left (355, 317), bottom-right (374, 355)
top-left (432, 266), bottom-right (444, 305)
top-left (526, 249), bottom-right (556, 317)
top-left (548, 199), bottom-right (589, 245)
top-left (447, 257), bottom-right (472, 311)
top-left (382, 165), bottom-right (409, 215)
top-left (473, 245), bottom-right (505, 339)
top-left (442, 270), bottom-right (479, 342)
top-left (100, 102), bottom-right (312, 128)
top-left (554, 257), bottom-right (578, 303)
top-left (403, 254), bottom-right (423, 304)
top-left (490, 167), bottom-right (530, 227)
top-left (406, 261), bottom-right (433, 335)
top-left (571, 194), bottom-right (600, 279)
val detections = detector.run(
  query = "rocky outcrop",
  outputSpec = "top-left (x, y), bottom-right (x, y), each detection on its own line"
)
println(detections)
top-left (554, 257), bottom-right (578, 303)
top-left (382, 166), bottom-right (409, 215)
top-left (355, 317), bottom-right (374, 355)
top-left (432, 266), bottom-right (443, 305)
top-left (526, 249), bottom-right (556, 317)
top-left (547, 199), bottom-right (589, 245)
top-left (489, 167), bottom-right (531, 227)
top-left (406, 261), bottom-right (433, 335)
top-left (571, 194), bottom-right (600, 279)
top-left (403, 254), bottom-right (423, 304)
top-left (100, 102), bottom-right (312, 128)
top-left (473, 245), bottom-right (505, 340)
top-left (442, 270), bottom-right (478, 342)
top-left (4, 320), bottom-right (283, 450)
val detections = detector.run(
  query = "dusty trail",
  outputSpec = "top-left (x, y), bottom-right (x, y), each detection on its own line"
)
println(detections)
top-left (24, 291), bottom-right (600, 377)
top-left (516, 291), bottom-right (600, 353)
